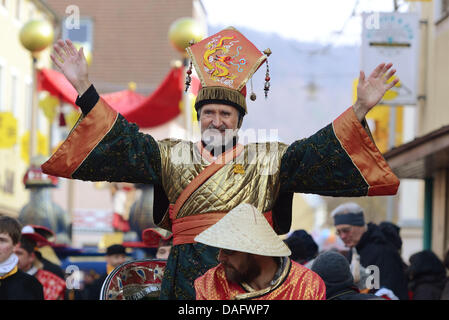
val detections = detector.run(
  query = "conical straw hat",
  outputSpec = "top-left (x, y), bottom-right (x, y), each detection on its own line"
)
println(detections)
top-left (194, 203), bottom-right (291, 257)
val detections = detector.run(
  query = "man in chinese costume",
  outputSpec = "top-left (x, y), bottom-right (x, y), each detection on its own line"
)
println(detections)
top-left (194, 203), bottom-right (326, 300)
top-left (45, 27), bottom-right (400, 299)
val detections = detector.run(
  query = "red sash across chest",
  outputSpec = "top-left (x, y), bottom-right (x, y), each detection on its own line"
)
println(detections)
top-left (169, 142), bottom-right (273, 246)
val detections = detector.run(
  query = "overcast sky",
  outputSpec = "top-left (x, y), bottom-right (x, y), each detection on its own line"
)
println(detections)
top-left (201, 0), bottom-right (409, 45)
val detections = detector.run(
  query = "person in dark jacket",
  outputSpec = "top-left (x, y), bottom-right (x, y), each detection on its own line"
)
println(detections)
top-left (284, 229), bottom-right (318, 267)
top-left (442, 249), bottom-right (449, 300)
top-left (332, 203), bottom-right (409, 300)
top-left (87, 244), bottom-right (127, 299)
top-left (311, 250), bottom-right (383, 300)
top-left (0, 216), bottom-right (44, 300)
top-left (407, 250), bottom-right (447, 300)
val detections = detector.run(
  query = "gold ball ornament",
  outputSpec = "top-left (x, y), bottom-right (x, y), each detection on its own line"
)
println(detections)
top-left (168, 17), bottom-right (205, 54)
top-left (19, 20), bottom-right (54, 53)
top-left (128, 82), bottom-right (137, 91)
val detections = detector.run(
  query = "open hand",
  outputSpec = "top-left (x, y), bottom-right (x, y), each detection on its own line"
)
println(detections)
top-left (50, 39), bottom-right (91, 95)
top-left (353, 63), bottom-right (399, 122)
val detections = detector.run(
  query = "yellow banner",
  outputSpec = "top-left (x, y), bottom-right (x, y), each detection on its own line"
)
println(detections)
top-left (0, 112), bottom-right (18, 149)
top-left (20, 131), bottom-right (49, 164)
top-left (38, 92), bottom-right (60, 123)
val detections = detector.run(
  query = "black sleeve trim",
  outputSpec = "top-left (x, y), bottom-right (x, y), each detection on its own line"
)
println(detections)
top-left (75, 84), bottom-right (100, 115)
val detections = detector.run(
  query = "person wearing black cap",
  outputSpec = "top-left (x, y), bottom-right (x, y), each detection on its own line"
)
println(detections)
top-left (87, 244), bottom-right (127, 300)
top-left (284, 229), bottom-right (318, 267)
top-left (332, 203), bottom-right (409, 300)
top-left (311, 250), bottom-right (383, 300)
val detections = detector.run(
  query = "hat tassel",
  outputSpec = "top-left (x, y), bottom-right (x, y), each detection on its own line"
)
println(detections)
top-left (263, 48), bottom-right (272, 99)
top-left (185, 59), bottom-right (193, 92)
top-left (185, 40), bottom-right (196, 92)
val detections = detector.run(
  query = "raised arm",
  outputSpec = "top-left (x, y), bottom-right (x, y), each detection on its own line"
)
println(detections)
top-left (353, 62), bottom-right (399, 122)
top-left (51, 39), bottom-right (92, 97)
top-left (279, 63), bottom-right (400, 197)
top-left (43, 40), bottom-right (162, 185)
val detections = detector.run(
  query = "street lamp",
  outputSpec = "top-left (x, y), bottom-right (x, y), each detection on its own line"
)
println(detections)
top-left (19, 19), bottom-right (54, 161)
top-left (168, 17), bottom-right (205, 139)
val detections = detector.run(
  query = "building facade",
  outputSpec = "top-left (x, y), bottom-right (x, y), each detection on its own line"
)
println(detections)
top-left (44, 0), bottom-right (207, 94)
top-left (385, 0), bottom-right (449, 259)
top-left (36, 0), bottom-right (207, 247)
top-left (0, 0), bottom-right (58, 216)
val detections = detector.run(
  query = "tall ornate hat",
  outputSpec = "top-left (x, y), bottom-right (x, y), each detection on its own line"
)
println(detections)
top-left (186, 27), bottom-right (271, 115)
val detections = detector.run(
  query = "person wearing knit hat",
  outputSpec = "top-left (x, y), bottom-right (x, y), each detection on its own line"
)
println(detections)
top-left (332, 202), bottom-right (409, 300)
top-left (45, 27), bottom-right (400, 299)
top-left (194, 204), bottom-right (325, 300)
top-left (332, 202), bottom-right (367, 249)
top-left (311, 251), bottom-right (382, 300)
top-left (284, 229), bottom-right (319, 267)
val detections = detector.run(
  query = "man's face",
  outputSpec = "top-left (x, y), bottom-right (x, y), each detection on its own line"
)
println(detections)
top-left (156, 245), bottom-right (171, 260)
top-left (217, 249), bottom-right (261, 284)
top-left (335, 224), bottom-right (366, 248)
top-left (105, 253), bottom-right (127, 268)
top-left (0, 232), bottom-right (15, 264)
top-left (14, 246), bottom-right (35, 271)
top-left (199, 104), bottom-right (240, 149)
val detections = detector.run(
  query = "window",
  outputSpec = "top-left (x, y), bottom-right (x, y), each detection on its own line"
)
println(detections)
top-left (443, 0), bottom-right (449, 14)
top-left (15, 0), bottom-right (21, 21)
top-left (28, 5), bottom-right (33, 20)
top-left (436, 0), bottom-right (449, 23)
top-left (62, 17), bottom-right (93, 51)
top-left (10, 72), bottom-right (18, 117)
top-left (0, 0), bottom-right (7, 15)
top-left (0, 62), bottom-right (4, 112)
top-left (25, 78), bottom-right (32, 130)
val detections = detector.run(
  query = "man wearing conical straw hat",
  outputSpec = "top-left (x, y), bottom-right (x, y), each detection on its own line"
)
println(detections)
top-left (45, 26), bottom-right (399, 299)
top-left (194, 204), bottom-right (325, 300)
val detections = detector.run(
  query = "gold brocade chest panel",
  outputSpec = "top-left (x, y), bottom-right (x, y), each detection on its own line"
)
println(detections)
top-left (158, 139), bottom-right (288, 219)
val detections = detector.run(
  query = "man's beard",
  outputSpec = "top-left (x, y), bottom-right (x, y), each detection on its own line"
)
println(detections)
top-left (201, 126), bottom-right (238, 155)
top-left (223, 254), bottom-right (261, 284)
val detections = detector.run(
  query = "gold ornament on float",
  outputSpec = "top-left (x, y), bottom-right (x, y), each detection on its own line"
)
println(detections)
top-left (128, 82), bottom-right (137, 91)
top-left (168, 17), bottom-right (206, 54)
top-left (19, 20), bottom-right (54, 53)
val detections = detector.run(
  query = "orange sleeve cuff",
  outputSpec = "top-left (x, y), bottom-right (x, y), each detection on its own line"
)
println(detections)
top-left (333, 106), bottom-right (400, 196)
top-left (42, 98), bottom-right (118, 178)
